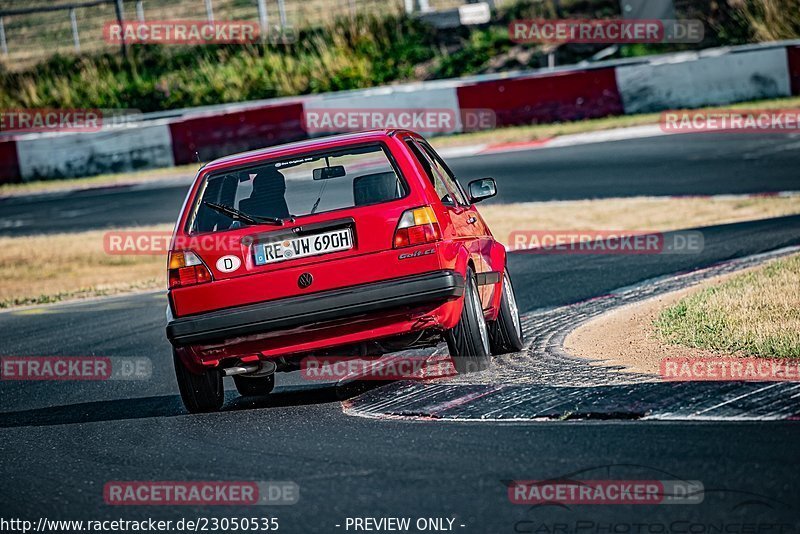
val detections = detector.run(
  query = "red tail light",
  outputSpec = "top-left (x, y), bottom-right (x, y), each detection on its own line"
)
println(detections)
top-left (393, 206), bottom-right (442, 248)
top-left (168, 250), bottom-right (212, 289)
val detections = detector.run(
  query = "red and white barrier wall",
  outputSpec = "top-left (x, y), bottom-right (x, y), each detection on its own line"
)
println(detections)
top-left (1, 41), bottom-right (798, 184)
top-left (457, 67), bottom-right (623, 126)
top-left (168, 101), bottom-right (306, 165)
top-left (0, 138), bottom-right (20, 184)
top-left (788, 45), bottom-right (800, 95)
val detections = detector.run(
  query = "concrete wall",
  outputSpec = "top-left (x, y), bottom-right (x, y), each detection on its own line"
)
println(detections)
top-left (14, 123), bottom-right (174, 182)
top-left (457, 67), bottom-right (623, 126)
top-left (616, 47), bottom-right (792, 114)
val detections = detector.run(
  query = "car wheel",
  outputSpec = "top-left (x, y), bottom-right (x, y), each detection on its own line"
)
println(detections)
top-left (489, 271), bottom-right (524, 354)
top-left (446, 266), bottom-right (491, 374)
top-left (233, 374), bottom-right (276, 397)
top-left (173, 349), bottom-right (224, 413)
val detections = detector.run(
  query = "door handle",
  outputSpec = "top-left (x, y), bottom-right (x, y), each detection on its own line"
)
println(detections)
top-left (467, 216), bottom-right (478, 225)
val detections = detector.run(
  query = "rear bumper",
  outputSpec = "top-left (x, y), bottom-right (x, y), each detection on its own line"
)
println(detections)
top-left (167, 270), bottom-right (465, 346)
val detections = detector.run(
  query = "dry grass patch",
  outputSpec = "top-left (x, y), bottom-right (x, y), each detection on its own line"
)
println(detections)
top-left (0, 226), bottom-right (169, 308)
top-left (655, 254), bottom-right (800, 358)
top-left (479, 195), bottom-right (800, 247)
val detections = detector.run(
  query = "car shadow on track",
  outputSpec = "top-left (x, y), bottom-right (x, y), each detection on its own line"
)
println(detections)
top-left (0, 380), bottom-right (390, 428)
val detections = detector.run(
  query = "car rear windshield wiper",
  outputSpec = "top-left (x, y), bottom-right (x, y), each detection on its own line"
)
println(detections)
top-left (203, 201), bottom-right (284, 226)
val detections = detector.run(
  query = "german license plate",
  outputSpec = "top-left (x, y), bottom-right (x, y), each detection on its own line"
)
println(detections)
top-left (255, 228), bottom-right (353, 266)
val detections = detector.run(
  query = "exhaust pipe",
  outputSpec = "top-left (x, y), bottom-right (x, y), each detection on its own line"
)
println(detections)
top-left (223, 360), bottom-right (277, 377)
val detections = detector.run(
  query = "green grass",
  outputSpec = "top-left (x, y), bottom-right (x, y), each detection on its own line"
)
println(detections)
top-left (655, 254), bottom-right (800, 358)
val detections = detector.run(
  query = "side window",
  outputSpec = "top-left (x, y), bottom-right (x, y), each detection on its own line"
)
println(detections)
top-left (405, 139), bottom-right (455, 205)
top-left (419, 142), bottom-right (468, 206)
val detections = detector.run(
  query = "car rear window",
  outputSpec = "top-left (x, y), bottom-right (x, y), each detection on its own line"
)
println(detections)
top-left (186, 143), bottom-right (407, 234)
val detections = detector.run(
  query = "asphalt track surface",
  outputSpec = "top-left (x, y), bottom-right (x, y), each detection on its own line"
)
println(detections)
top-left (1, 132), bottom-right (799, 237)
top-left (1, 132), bottom-right (799, 531)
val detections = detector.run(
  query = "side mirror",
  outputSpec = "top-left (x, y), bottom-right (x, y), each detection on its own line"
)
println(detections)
top-left (467, 178), bottom-right (497, 203)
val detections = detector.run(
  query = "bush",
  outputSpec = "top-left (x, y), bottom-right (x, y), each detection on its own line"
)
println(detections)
top-left (735, 0), bottom-right (800, 41)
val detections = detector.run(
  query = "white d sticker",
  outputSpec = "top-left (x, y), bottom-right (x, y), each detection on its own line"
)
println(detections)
top-left (216, 255), bottom-right (242, 273)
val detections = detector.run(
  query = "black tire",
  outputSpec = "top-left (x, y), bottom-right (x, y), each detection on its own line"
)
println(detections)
top-left (233, 374), bottom-right (276, 397)
top-left (173, 349), bottom-right (224, 413)
top-left (446, 267), bottom-right (491, 374)
top-left (489, 271), bottom-right (525, 355)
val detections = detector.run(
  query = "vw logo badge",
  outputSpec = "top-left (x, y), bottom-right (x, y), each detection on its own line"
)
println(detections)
top-left (298, 272), bottom-right (313, 289)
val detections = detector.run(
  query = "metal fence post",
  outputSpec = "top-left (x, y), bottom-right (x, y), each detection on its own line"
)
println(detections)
top-left (69, 8), bottom-right (81, 52)
top-left (136, 0), bottom-right (145, 22)
top-left (205, 0), bottom-right (214, 23)
top-left (114, 0), bottom-right (126, 58)
top-left (0, 16), bottom-right (7, 57)
top-left (277, 0), bottom-right (287, 28)
top-left (257, 0), bottom-right (268, 39)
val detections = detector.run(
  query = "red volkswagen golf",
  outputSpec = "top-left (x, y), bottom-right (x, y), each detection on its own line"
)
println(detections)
top-left (166, 130), bottom-right (523, 412)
